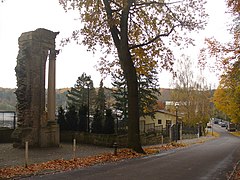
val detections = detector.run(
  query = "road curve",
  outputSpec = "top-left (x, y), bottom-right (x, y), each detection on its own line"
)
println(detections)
top-left (26, 125), bottom-right (240, 180)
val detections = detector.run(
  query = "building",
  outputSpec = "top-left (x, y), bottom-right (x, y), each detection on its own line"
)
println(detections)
top-left (140, 110), bottom-right (177, 133)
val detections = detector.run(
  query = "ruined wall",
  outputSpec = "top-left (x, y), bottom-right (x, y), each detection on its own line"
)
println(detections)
top-left (12, 28), bottom-right (59, 148)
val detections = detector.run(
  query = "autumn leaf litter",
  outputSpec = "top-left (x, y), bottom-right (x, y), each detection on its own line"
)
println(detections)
top-left (0, 143), bottom-right (186, 179)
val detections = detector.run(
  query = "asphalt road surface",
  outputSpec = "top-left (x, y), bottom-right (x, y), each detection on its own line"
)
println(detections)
top-left (25, 125), bottom-right (240, 180)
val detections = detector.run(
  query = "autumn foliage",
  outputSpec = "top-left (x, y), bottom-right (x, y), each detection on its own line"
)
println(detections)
top-left (59, 0), bottom-right (208, 153)
top-left (227, 0), bottom-right (240, 13)
top-left (199, 0), bottom-right (240, 123)
top-left (205, 39), bottom-right (240, 122)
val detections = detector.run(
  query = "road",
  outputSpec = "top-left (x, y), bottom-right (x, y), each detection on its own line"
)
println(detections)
top-left (25, 125), bottom-right (240, 180)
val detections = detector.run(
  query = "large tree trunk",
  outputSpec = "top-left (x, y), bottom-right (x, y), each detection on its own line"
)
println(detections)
top-left (120, 0), bottom-right (144, 154)
top-left (125, 55), bottom-right (145, 153)
top-left (119, 49), bottom-right (144, 153)
top-left (103, 0), bottom-right (144, 153)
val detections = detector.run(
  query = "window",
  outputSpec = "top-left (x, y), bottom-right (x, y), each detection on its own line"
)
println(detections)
top-left (158, 119), bottom-right (162, 124)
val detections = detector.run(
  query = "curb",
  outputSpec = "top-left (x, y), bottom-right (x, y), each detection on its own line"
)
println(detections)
top-left (228, 160), bottom-right (240, 180)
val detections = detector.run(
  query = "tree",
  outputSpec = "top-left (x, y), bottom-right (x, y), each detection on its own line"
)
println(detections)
top-left (65, 105), bottom-right (78, 131)
top-left (227, 0), bottom-right (240, 14)
top-left (103, 109), bottom-right (115, 134)
top-left (56, 89), bottom-right (68, 109)
top-left (91, 109), bottom-right (103, 134)
top-left (60, 0), bottom-right (207, 153)
top-left (112, 68), bottom-right (160, 120)
top-left (194, 77), bottom-right (211, 125)
top-left (78, 105), bottom-right (88, 132)
top-left (138, 70), bottom-right (160, 118)
top-left (199, 1), bottom-right (240, 123)
top-left (96, 79), bottom-right (106, 118)
top-left (213, 61), bottom-right (240, 123)
top-left (171, 55), bottom-right (211, 125)
top-left (111, 71), bottom-right (128, 125)
top-left (57, 106), bottom-right (67, 130)
top-left (67, 73), bottom-right (96, 114)
top-left (171, 55), bottom-right (196, 124)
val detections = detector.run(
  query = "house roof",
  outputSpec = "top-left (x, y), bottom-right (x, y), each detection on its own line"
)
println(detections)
top-left (155, 110), bottom-right (176, 117)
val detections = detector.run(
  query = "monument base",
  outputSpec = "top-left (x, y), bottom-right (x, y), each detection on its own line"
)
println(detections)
top-left (40, 121), bottom-right (59, 147)
top-left (12, 122), bottom-right (59, 148)
top-left (12, 127), bottom-right (33, 148)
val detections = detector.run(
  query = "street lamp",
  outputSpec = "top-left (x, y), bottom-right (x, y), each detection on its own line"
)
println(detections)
top-left (86, 80), bottom-right (91, 132)
top-left (175, 102), bottom-right (179, 142)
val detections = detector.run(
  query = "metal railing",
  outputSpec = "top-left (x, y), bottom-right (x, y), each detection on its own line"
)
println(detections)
top-left (140, 121), bottom-right (163, 134)
top-left (0, 111), bottom-right (16, 129)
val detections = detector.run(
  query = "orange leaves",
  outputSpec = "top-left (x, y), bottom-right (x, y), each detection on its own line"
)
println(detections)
top-left (144, 143), bottom-right (187, 155)
top-left (227, 0), bottom-right (240, 13)
top-left (202, 12), bottom-right (240, 123)
top-left (0, 143), bottom-right (187, 179)
top-left (0, 149), bottom-right (141, 179)
top-left (131, 47), bottom-right (158, 76)
top-left (213, 79), bottom-right (240, 123)
top-left (200, 35), bottom-right (240, 73)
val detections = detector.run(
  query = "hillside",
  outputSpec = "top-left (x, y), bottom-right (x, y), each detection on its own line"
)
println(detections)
top-left (0, 87), bottom-right (173, 111)
top-left (0, 88), bottom-right (69, 111)
top-left (0, 88), bottom-right (16, 110)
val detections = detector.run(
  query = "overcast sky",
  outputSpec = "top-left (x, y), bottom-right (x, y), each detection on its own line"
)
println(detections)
top-left (0, 0), bottom-right (231, 89)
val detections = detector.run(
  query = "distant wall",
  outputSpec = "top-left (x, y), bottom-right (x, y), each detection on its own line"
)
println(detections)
top-left (0, 129), bottom-right (198, 145)
top-left (182, 134), bottom-right (198, 139)
top-left (60, 131), bottom-right (118, 147)
top-left (0, 128), bottom-right (14, 143)
top-left (60, 131), bottom-right (171, 147)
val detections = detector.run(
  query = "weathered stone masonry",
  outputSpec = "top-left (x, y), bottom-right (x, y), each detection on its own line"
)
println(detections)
top-left (12, 28), bottom-right (59, 148)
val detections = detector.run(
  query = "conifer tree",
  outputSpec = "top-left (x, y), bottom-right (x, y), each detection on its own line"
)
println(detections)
top-left (112, 69), bottom-right (160, 120)
top-left (138, 70), bottom-right (160, 118)
top-left (57, 106), bottom-right (67, 130)
top-left (111, 71), bottom-right (128, 125)
top-left (65, 105), bottom-right (78, 131)
top-left (103, 109), bottom-right (115, 134)
top-left (91, 109), bottom-right (103, 134)
top-left (67, 73), bottom-right (96, 113)
top-left (78, 105), bottom-right (88, 132)
top-left (96, 79), bottom-right (106, 117)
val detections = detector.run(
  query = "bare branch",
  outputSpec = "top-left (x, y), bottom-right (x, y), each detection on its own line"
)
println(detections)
top-left (129, 24), bottom-right (180, 49)
top-left (133, 0), bottom-right (181, 8)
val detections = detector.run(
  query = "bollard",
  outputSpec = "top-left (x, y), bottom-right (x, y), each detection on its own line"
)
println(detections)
top-left (161, 135), bottom-right (164, 146)
top-left (25, 141), bottom-right (28, 168)
top-left (73, 138), bottom-right (76, 159)
top-left (211, 122), bottom-right (214, 136)
top-left (113, 142), bottom-right (118, 156)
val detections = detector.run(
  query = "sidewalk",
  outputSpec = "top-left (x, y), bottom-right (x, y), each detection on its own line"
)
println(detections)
top-left (0, 143), bottom-right (113, 168)
top-left (0, 135), bottom-right (215, 168)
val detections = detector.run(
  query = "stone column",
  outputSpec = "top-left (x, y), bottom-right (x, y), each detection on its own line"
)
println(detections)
top-left (47, 50), bottom-right (56, 122)
top-left (39, 49), bottom-right (59, 147)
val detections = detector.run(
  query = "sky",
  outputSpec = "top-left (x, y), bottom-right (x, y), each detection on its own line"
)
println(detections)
top-left (0, 0), bottom-right (232, 89)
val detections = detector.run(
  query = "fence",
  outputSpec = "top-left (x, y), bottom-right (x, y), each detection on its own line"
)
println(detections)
top-left (140, 121), bottom-right (163, 134)
top-left (0, 111), bottom-right (16, 129)
top-left (140, 121), bottom-right (202, 140)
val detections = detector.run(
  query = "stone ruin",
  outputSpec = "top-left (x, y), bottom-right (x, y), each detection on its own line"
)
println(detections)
top-left (12, 28), bottom-right (60, 148)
